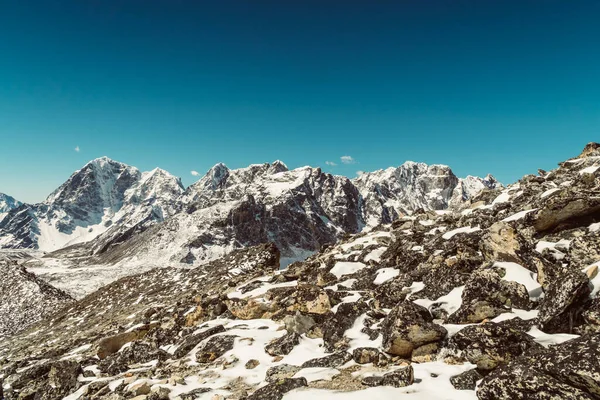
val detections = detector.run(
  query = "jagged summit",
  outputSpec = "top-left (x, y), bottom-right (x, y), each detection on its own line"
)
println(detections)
top-left (578, 141), bottom-right (600, 158)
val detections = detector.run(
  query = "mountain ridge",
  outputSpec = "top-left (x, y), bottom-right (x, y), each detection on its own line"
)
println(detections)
top-left (0, 157), bottom-right (499, 266)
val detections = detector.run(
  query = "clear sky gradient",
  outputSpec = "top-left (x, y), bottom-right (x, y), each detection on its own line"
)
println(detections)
top-left (1, 1), bottom-right (599, 203)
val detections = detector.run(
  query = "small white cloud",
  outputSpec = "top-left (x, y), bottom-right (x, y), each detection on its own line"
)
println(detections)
top-left (356, 170), bottom-right (365, 177)
top-left (341, 155), bottom-right (356, 164)
top-left (325, 161), bottom-right (337, 166)
top-left (190, 170), bottom-right (200, 176)
top-left (74, 146), bottom-right (80, 152)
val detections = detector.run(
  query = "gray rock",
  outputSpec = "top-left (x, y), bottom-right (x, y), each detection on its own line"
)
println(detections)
top-left (247, 377), bottom-right (307, 400)
top-left (449, 322), bottom-right (542, 371)
top-left (381, 366), bottom-right (414, 388)
top-left (322, 301), bottom-right (370, 352)
top-left (195, 335), bottom-right (237, 363)
top-left (301, 351), bottom-right (352, 368)
top-left (283, 312), bottom-right (316, 335)
top-left (48, 360), bottom-right (81, 391)
top-left (538, 269), bottom-right (590, 333)
top-left (381, 301), bottom-right (447, 358)
top-left (265, 364), bottom-right (302, 383)
top-left (173, 325), bottom-right (226, 358)
top-left (450, 369), bottom-right (483, 390)
top-left (448, 268), bottom-right (530, 324)
top-left (99, 341), bottom-right (169, 375)
top-left (265, 332), bottom-right (301, 356)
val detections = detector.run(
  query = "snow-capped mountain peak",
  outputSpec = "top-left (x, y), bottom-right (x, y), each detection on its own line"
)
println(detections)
top-left (0, 158), bottom-right (184, 252)
top-left (0, 193), bottom-right (22, 223)
top-left (0, 193), bottom-right (21, 214)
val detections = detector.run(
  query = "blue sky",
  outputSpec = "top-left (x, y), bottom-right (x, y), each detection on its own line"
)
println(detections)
top-left (1, 1), bottom-right (599, 203)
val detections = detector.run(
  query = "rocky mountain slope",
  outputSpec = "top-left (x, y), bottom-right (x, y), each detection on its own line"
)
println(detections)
top-left (0, 253), bottom-right (73, 338)
top-left (1, 142), bottom-right (599, 400)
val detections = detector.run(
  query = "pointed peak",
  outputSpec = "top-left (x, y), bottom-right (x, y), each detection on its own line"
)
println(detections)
top-left (483, 174), bottom-right (501, 188)
top-left (270, 160), bottom-right (288, 173)
top-left (196, 162), bottom-right (230, 191)
top-left (87, 156), bottom-right (117, 165)
top-left (81, 156), bottom-right (132, 172)
top-left (210, 162), bottom-right (229, 171)
top-left (205, 162), bottom-right (230, 178)
top-left (578, 142), bottom-right (600, 158)
top-left (146, 167), bottom-right (175, 177)
top-left (0, 193), bottom-right (22, 213)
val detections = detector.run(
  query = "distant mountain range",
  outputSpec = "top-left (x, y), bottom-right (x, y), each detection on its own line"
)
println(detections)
top-left (0, 157), bottom-right (499, 266)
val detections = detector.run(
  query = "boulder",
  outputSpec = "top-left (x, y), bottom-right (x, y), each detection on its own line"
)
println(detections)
top-left (578, 142), bottom-right (600, 158)
top-left (301, 351), bottom-right (352, 368)
top-left (195, 335), bottom-right (237, 363)
top-left (450, 369), bottom-right (483, 390)
top-left (538, 269), bottom-right (590, 333)
top-left (480, 221), bottom-right (527, 263)
top-left (99, 342), bottom-right (170, 375)
top-left (373, 275), bottom-right (413, 308)
top-left (569, 233), bottom-right (600, 270)
top-left (449, 322), bottom-right (542, 371)
top-left (48, 360), bottom-right (81, 391)
top-left (129, 381), bottom-right (152, 396)
top-left (381, 366), bottom-right (414, 388)
top-left (283, 312), bottom-right (316, 335)
top-left (322, 301), bottom-right (370, 352)
top-left (265, 333), bottom-right (301, 356)
top-left (381, 301), bottom-right (447, 358)
top-left (582, 298), bottom-right (600, 333)
top-left (246, 377), bottom-right (307, 400)
top-left (534, 196), bottom-right (600, 233)
top-left (173, 325), bottom-right (226, 359)
top-left (477, 335), bottom-right (600, 400)
top-left (448, 268), bottom-right (530, 324)
top-left (477, 361), bottom-right (595, 400)
top-left (285, 284), bottom-right (331, 314)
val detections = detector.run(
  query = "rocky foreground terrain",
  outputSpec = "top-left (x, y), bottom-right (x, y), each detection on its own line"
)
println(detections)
top-left (1, 143), bottom-right (600, 399)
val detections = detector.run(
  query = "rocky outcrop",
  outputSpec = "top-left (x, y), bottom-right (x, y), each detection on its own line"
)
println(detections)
top-left (448, 268), bottom-right (530, 324)
top-left (478, 334), bottom-right (600, 399)
top-left (449, 322), bottom-right (543, 371)
top-left (381, 301), bottom-right (447, 358)
top-left (538, 269), bottom-right (591, 333)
